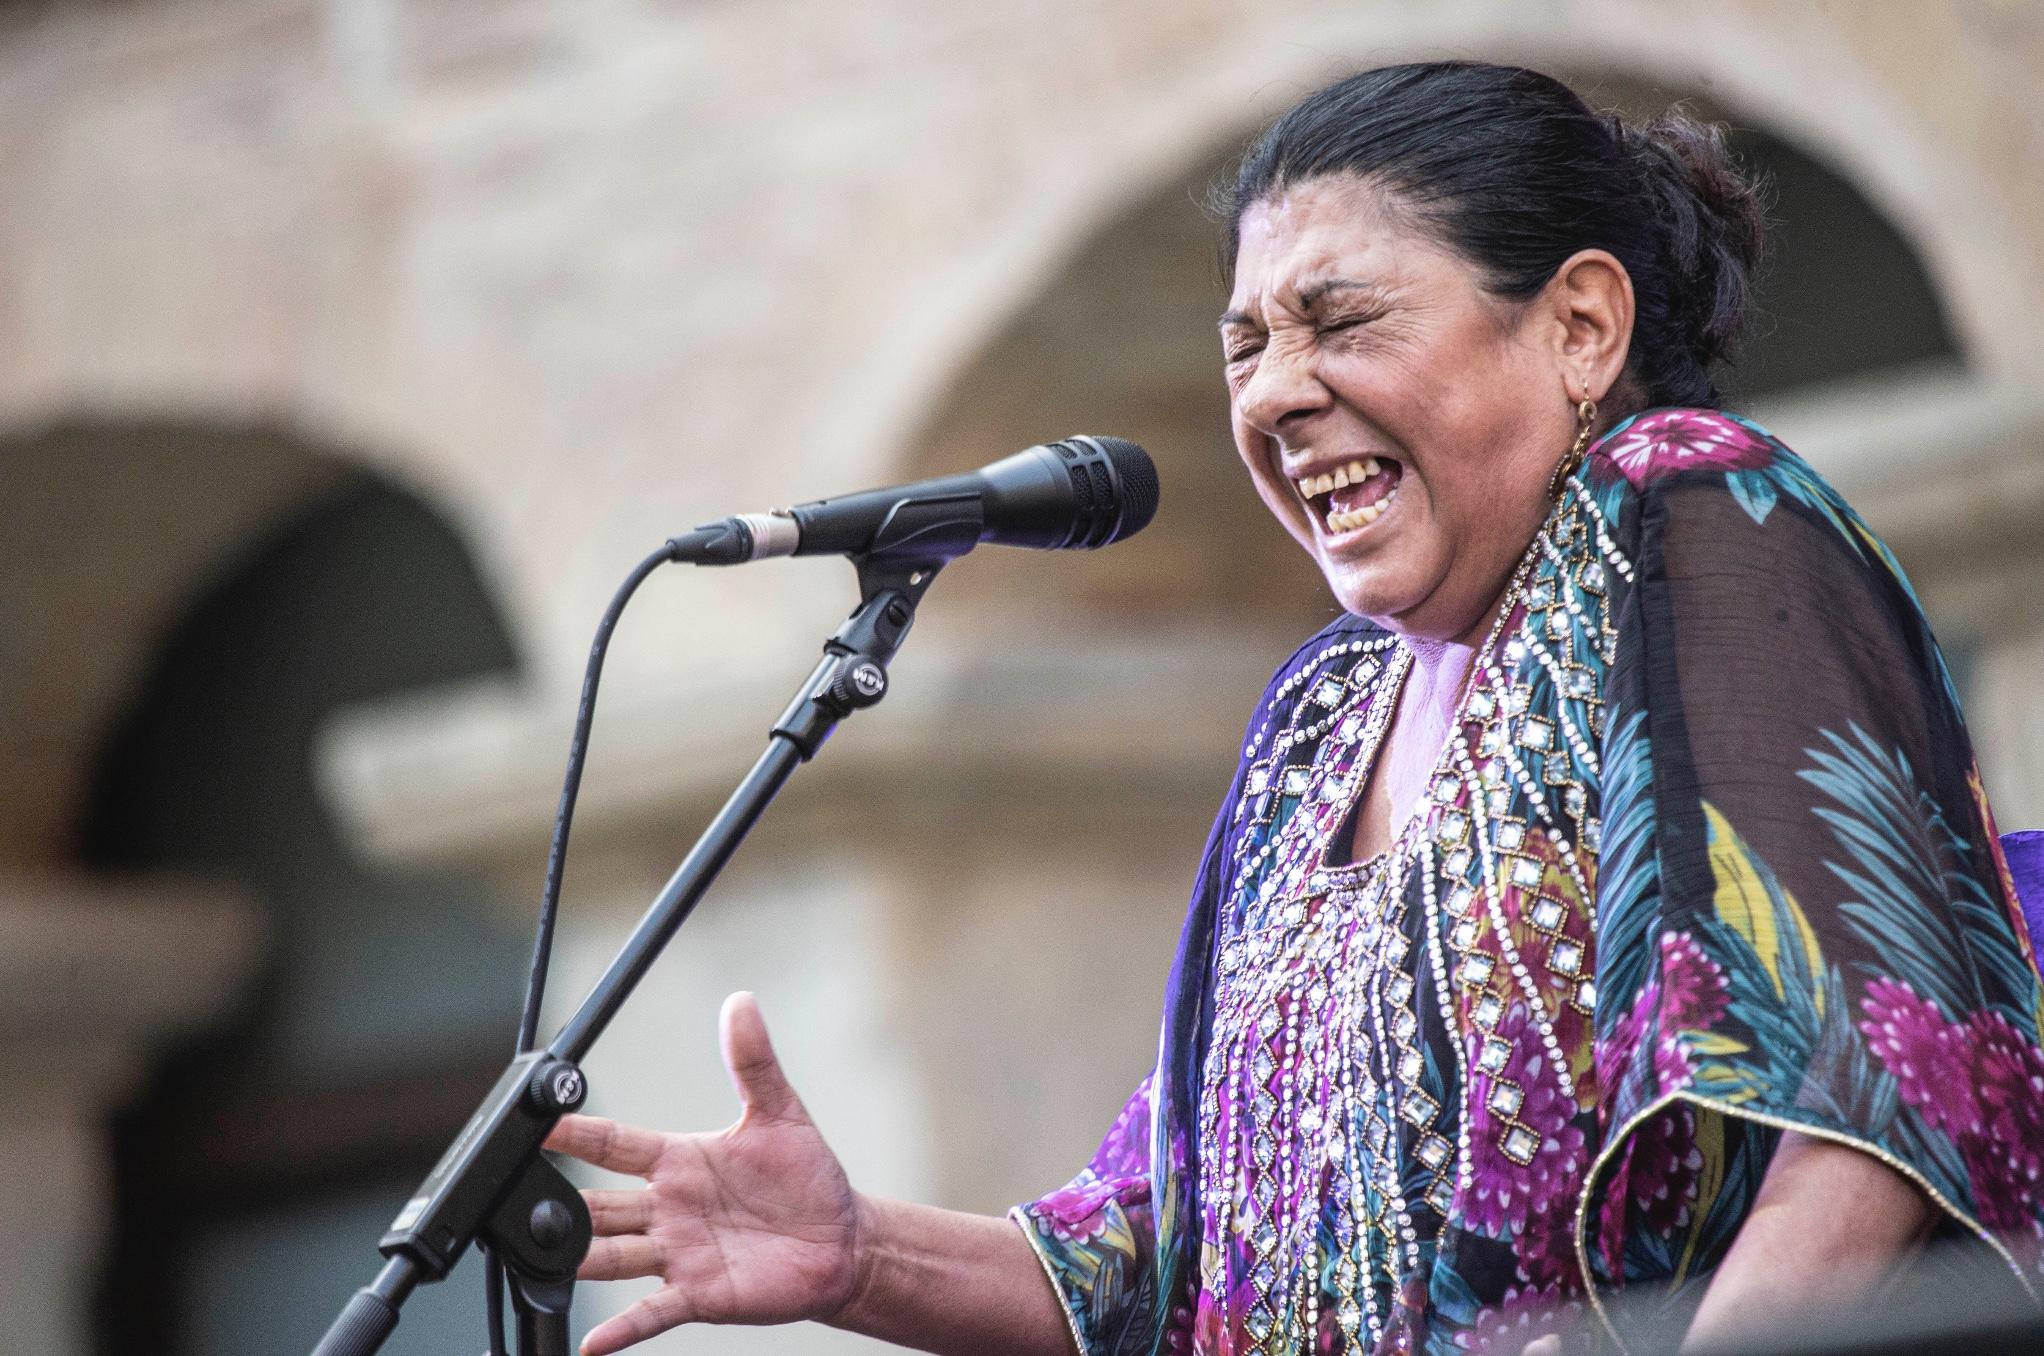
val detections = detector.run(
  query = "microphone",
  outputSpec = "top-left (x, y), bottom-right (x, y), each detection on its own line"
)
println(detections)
top-left (672, 436), bottom-right (1160, 565)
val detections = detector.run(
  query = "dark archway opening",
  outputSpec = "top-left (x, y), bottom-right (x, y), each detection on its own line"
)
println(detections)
top-left (900, 80), bottom-right (1964, 641)
top-left (81, 466), bottom-right (529, 1354)
top-left (1697, 126), bottom-right (1961, 401)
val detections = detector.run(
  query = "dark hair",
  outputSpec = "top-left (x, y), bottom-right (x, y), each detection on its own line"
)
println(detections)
top-left (1216, 61), bottom-right (1767, 409)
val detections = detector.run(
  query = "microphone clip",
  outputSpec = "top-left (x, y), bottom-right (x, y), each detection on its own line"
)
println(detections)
top-left (770, 551), bottom-right (943, 758)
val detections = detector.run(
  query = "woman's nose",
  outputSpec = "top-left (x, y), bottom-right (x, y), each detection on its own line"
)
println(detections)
top-left (1235, 340), bottom-right (1329, 435)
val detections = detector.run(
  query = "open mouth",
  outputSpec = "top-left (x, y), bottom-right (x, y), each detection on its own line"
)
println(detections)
top-left (1294, 456), bottom-right (1403, 536)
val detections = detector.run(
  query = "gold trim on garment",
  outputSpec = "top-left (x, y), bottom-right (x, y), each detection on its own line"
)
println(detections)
top-left (1007, 1206), bottom-right (1091, 1356)
top-left (1571, 1090), bottom-right (2040, 1353)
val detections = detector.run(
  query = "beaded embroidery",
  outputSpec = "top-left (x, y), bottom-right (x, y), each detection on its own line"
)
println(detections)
top-left (1198, 477), bottom-right (1629, 1352)
top-left (1019, 408), bottom-right (2044, 1356)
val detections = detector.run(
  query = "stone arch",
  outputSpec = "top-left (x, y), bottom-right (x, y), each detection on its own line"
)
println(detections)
top-left (858, 10), bottom-right (2016, 507)
top-left (895, 141), bottom-right (1330, 640)
top-left (3, 420), bottom-right (336, 869)
top-left (1562, 70), bottom-right (1964, 401)
top-left (865, 39), bottom-right (2031, 1218)
top-left (892, 60), bottom-right (1963, 634)
top-left (81, 459), bottom-right (531, 1353)
top-left (0, 416), bottom-right (529, 1353)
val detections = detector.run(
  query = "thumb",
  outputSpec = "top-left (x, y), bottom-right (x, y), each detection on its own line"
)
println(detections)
top-left (719, 990), bottom-right (805, 1124)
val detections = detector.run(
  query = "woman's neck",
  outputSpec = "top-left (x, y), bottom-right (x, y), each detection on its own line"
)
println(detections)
top-left (1411, 566), bottom-right (1517, 661)
top-left (1392, 564), bottom-right (1519, 727)
top-left (1349, 575), bottom-right (1518, 861)
top-left (1399, 636), bottom-right (1480, 725)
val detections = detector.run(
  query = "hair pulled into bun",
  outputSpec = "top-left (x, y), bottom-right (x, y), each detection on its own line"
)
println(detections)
top-left (1612, 110), bottom-right (1769, 407)
top-left (1221, 61), bottom-right (1770, 409)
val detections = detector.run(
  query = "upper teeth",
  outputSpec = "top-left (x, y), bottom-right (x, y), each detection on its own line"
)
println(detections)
top-left (1296, 457), bottom-right (1381, 499)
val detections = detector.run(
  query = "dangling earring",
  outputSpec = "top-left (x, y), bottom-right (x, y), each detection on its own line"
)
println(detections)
top-left (1547, 394), bottom-right (1597, 499)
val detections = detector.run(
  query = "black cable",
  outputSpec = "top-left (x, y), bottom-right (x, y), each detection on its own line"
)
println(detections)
top-left (486, 540), bottom-right (684, 1355)
top-left (519, 543), bottom-right (678, 1050)
top-left (485, 1247), bottom-right (507, 1356)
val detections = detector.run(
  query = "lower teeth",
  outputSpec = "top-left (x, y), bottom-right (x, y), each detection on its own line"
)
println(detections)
top-left (1327, 489), bottom-right (1395, 533)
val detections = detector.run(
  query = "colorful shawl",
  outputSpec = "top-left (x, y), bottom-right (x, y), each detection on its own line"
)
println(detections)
top-left (1012, 409), bottom-right (2044, 1355)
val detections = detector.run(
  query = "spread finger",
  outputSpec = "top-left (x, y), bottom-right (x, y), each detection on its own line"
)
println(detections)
top-left (583, 1188), bottom-right (655, 1236)
top-left (581, 1286), bottom-right (695, 1356)
top-left (578, 1233), bottom-right (665, 1282)
top-left (544, 1114), bottom-right (665, 1177)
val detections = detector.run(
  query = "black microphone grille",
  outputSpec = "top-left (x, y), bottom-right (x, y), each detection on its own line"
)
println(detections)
top-left (1059, 435), bottom-right (1159, 547)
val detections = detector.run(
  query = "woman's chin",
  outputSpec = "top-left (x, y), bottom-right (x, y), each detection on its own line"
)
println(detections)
top-left (1321, 561), bottom-right (1479, 639)
top-left (1322, 568), bottom-right (1424, 629)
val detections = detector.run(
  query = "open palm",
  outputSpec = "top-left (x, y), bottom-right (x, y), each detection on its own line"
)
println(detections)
top-left (544, 992), bottom-right (864, 1355)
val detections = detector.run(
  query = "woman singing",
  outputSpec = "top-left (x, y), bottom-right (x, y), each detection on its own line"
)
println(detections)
top-left (541, 62), bottom-right (2044, 1355)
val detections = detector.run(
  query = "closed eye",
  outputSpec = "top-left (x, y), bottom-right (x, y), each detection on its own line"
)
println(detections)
top-left (1317, 309), bottom-right (1382, 336)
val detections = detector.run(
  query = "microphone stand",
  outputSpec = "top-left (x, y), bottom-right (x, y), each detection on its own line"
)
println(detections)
top-left (310, 525), bottom-right (962, 1356)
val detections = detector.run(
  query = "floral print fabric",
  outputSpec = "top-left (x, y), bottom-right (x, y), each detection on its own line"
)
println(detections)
top-left (1012, 409), bottom-right (2044, 1355)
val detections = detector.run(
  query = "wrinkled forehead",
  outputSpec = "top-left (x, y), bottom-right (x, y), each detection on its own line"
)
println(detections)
top-left (1226, 176), bottom-right (1439, 318)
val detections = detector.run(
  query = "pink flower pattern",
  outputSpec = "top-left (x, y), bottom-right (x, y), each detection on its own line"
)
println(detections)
top-left (1461, 1001), bottom-right (1589, 1258)
top-left (1860, 980), bottom-right (2044, 1241)
top-left (1455, 1282), bottom-right (1585, 1355)
top-left (1014, 406), bottom-right (2044, 1356)
top-left (1596, 931), bottom-right (1732, 1099)
top-left (1034, 1172), bottom-right (1133, 1245)
top-left (1596, 408), bottom-right (1775, 487)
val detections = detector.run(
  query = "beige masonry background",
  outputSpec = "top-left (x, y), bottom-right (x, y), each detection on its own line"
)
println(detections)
top-left (3, 1), bottom-right (2041, 1351)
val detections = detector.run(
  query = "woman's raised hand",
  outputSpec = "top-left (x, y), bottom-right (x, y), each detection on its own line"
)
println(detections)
top-left (544, 991), bottom-right (865, 1355)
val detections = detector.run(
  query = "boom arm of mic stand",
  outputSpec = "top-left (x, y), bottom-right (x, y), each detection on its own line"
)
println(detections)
top-left (309, 552), bottom-right (945, 1356)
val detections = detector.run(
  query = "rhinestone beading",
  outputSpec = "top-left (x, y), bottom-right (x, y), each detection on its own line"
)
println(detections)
top-left (1196, 478), bottom-right (1632, 1350)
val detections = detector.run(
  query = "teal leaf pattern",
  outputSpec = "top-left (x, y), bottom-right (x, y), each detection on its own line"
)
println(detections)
top-left (1018, 410), bottom-right (2044, 1355)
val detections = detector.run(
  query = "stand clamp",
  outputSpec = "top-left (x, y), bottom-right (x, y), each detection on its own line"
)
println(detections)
top-left (313, 1054), bottom-right (592, 1356)
top-left (772, 551), bottom-right (944, 758)
top-left (312, 541), bottom-right (949, 1356)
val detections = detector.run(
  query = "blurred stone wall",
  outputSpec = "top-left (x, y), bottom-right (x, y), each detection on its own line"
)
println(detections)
top-left (2, 1), bottom-right (2039, 1351)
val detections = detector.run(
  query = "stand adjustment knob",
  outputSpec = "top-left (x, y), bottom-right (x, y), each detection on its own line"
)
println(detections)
top-left (526, 1059), bottom-right (588, 1115)
top-left (529, 1198), bottom-right (574, 1251)
top-left (827, 658), bottom-right (888, 709)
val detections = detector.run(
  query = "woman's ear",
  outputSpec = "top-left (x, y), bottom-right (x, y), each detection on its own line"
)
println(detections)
top-left (1547, 248), bottom-right (1635, 402)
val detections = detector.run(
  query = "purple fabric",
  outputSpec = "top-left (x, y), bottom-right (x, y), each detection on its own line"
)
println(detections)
top-left (2006, 831), bottom-right (2044, 966)
top-left (1014, 412), bottom-right (2044, 1355)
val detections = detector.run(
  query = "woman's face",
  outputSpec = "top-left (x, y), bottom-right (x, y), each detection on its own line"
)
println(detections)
top-left (1223, 175), bottom-right (1578, 645)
